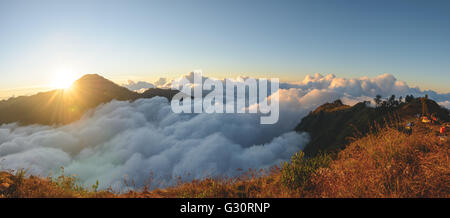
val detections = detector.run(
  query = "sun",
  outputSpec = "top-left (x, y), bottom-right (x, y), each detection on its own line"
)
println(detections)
top-left (51, 70), bottom-right (78, 89)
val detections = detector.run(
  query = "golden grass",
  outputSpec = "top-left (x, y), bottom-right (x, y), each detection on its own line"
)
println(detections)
top-left (0, 170), bottom-right (115, 198)
top-left (307, 126), bottom-right (449, 198)
top-left (125, 168), bottom-right (295, 198)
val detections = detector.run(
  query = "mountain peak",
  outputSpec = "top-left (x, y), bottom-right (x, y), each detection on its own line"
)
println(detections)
top-left (78, 73), bottom-right (105, 79)
top-left (74, 74), bottom-right (109, 83)
top-left (71, 74), bottom-right (121, 91)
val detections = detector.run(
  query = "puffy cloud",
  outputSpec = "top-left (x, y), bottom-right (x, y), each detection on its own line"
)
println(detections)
top-left (154, 78), bottom-right (168, 87)
top-left (122, 80), bottom-right (155, 92)
top-left (438, 100), bottom-right (450, 109)
top-left (127, 72), bottom-right (450, 106)
top-left (280, 73), bottom-right (450, 107)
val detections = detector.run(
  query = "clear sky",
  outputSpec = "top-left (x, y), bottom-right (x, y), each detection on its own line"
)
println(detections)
top-left (1, 0), bottom-right (449, 98)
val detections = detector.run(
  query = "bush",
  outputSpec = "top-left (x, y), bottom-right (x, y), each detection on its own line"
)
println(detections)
top-left (281, 151), bottom-right (331, 190)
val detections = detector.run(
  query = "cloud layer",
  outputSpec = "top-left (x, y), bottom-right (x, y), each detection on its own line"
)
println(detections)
top-left (0, 96), bottom-right (309, 190)
top-left (1, 73), bottom-right (449, 191)
top-left (279, 73), bottom-right (450, 107)
top-left (122, 80), bottom-right (155, 93)
top-left (131, 72), bottom-right (450, 108)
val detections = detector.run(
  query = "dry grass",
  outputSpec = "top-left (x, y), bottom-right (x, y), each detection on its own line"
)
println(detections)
top-left (307, 126), bottom-right (449, 198)
top-left (0, 169), bottom-right (115, 198)
top-left (125, 168), bottom-right (295, 198)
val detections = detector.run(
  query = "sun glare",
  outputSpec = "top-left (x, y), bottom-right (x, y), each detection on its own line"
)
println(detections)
top-left (51, 70), bottom-right (78, 89)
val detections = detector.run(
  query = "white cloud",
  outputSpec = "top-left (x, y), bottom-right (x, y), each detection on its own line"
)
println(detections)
top-left (154, 78), bottom-right (168, 87)
top-left (122, 80), bottom-right (155, 92)
top-left (438, 100), bottom-right (450, 109)
top-left (283, 73), bottom-right (450, 104)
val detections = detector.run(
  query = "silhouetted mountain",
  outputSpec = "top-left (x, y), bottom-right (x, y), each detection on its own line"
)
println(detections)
top-left (296, 98), bottom-right (449, 157)
top-left (141, 88), bottom-right (179, 100)
top-left (0, 74), bottom-right (178, 126)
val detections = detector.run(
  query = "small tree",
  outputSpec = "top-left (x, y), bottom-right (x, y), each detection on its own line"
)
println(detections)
top-left (388, 94), bottom-right (396, 108)
top-left (405, 95), bottom-right (414, 103)
top-left (374, 95), bottom-right (382, 108)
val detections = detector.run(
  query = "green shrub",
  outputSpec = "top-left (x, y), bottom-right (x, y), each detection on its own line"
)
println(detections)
top-left (281, 151), bottom-right (331, 190)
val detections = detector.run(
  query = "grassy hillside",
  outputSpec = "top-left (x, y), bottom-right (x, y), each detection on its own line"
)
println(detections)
top-left (296, 98), bottom-right (449, 156)
top-left (2, 123), bottom-right (448, 198)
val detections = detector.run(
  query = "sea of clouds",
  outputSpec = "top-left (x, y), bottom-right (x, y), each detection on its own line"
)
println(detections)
top-left (0, 73), bottom-right (449, 191)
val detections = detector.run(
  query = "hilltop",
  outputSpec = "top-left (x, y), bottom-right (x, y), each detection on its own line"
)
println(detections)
top-left (0, 74), bottom-right (178, 126)
top-left (296, 97), bottom-right (449, 156)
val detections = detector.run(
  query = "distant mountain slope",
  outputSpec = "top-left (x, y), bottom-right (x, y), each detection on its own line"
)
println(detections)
top-left (141, 88), bottom-right (179, 100)
top-left (0, 74), bottom-right (178, 126)
top-left (296, 98), bottom-right (449, 156)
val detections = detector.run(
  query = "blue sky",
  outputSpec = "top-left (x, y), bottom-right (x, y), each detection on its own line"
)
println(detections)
top-left (1, 0), bottom-right (449, 96)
